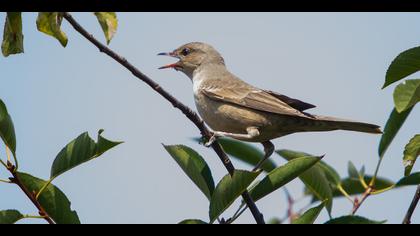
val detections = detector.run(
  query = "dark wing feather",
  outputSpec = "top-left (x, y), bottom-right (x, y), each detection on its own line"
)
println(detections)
top-left (201, 86), bottom-right (311, 118)
top-left (264, 90), bottom-right (316, 112)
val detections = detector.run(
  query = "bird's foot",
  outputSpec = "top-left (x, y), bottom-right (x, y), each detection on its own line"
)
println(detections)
top-left (204, 132), bottom-right (220, 147)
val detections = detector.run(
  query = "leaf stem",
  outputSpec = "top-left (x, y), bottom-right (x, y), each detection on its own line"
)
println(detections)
top-left (5, 146), bottom-right (18, 171)
top-left (370, 155), bottom-right (385, 187)
top-left (0, 158), bottom-right (7, 169)
top-left (337, 185), bottom-right (354, 204)
top-left (0, 178), bottom-right (11, 183)
top-left (62, 12), bottom-right (265, 224)
top-left (36, 177), bottom-right (55, 200)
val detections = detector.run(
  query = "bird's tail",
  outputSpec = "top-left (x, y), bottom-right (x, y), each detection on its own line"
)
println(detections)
top-left (307, 115), bottom-right (382, 134)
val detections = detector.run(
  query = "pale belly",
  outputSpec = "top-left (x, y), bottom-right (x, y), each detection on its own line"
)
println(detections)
top-left (194, 93), bottom-right (297, 142)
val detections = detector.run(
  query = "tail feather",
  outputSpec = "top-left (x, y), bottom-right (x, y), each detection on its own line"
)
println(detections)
top-left (309, 115), bottom-right (382, 134)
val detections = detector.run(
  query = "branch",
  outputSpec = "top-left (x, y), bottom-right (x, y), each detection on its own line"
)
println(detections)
top-left (62, 12), bottom-right (265, 224)
top-left (351, 186), bottom-right (373, 215)
top-left (6, 162), bottom-right (55, 224)
top-left (403, 185), bottom-right (420, 224)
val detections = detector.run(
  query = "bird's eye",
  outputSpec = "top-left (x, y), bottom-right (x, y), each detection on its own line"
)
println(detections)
top-left (181, 48), bottom-right (191, 56)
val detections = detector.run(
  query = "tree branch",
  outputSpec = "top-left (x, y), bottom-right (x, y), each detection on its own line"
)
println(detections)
top-left (62, 12), bottom-right (264, 224)
top-left (6, 162), bottom-right (55, 224)
top-left (403, 185), bottom-right (420, 224)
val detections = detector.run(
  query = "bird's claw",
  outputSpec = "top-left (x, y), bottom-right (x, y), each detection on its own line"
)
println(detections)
top-left (204, 132), bottom-right (219, 147)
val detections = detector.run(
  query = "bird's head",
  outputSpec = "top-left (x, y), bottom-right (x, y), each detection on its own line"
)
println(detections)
top-left (158, 42), bottom-right (225, 78)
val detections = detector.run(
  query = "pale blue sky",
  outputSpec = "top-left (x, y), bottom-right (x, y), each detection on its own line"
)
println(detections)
top-left (0, 12), bottom-right (419, 224)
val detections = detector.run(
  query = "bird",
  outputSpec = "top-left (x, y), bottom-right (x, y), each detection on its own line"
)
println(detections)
top-left (158, 42), bottom-right (382, 170)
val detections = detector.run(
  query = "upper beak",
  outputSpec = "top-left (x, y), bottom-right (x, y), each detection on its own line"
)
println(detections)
top-left (157, 52), bottom-right (178, 58)
top-left (157, 51), bottom-right (182, 70)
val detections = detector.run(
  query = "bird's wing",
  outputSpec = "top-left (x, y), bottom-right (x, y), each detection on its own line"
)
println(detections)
top-left (201, 83), bottom-right (312, 118)
top-left (263, 90), bottom-right (316, 112)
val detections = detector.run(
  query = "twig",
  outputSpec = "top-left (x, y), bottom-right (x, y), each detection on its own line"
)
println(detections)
top-left (6, 162), bottom-right (55, 224)
top-left (351, 186), bottom-right (373, 215)
top-left (62, 12), bottom-right (265, 224)
top-left (403, 185), bottom-right (420, 224)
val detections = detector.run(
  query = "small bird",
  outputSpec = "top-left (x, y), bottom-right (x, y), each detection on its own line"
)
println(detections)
top-left (158, 42), bottom-right (382, 170)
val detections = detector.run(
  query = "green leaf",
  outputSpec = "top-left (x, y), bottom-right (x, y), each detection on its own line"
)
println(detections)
top-left (276, 150), bottom-right (333, 214)
top-left (384, 46), bottom-right (420, 88)
top-left (403, 135), bottom-right (420, 176)
top-left (17, 172), bottom-right (80, 224)
top-left (347, 161), bottom-right (359, 180)
top-left (325, 215), bottom-right (386, 224)
top-left (0, 210), bottom-right (23, 224)
top-left (0, 99), bottom-right (16, 156)
top-left (249, 156), bottom-right (322, 202)
top-left (378, 108), bottom-right (413, 158)
top-left (396, 172), bottom-right (420, 186)
top-left (394, 79), bottom-right (420, 112)
top-left (318, 160), bottom-right (341, 186)
top-left (164, 145), bottom-right (215, 200)
top-left (333, 176), bottom-right (394, 197)
top-left (1, 12), bottom-right (23, 57)
top-left (36, 12), bottom-right (68, 47)
top-left (267, 218), bottom-right (282, 224)
top-left (94, 12), bottom-right (118, 45)
top-left (178, 219), bottom-right (208, 224)
top-left (217, 138), bottom-right (276, 173)
top-left (50, 130), bottom-right (122, 179)
top-left (209, 170), bottom-right (261, 223)
top-left (292, 202), bottom-right (325, 224)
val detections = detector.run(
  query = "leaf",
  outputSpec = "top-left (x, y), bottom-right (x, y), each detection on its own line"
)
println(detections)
top-left (50, 130), bottom-right (122, 179)
top-left (276, 150), bottom-right (333, 214)
top-left (394, 79), bottom-right (420, 112)
top-left (384, 46), bottom-right (420, 89)
top-left (17, 172), bottom-right (80, 224)
top-left (378, 108), bottom-right (413, 158)
top-left (0, 210), bottom-right (23, 224)
top-left (178, 219), bottom-right (208, 224)
top-left (318, 160), bottom-right (341, 186)
top-left (332, 176), bottom-right (394, 198)
top-left (325, 215), bottom-right (386, 224)
top-left (94, 12), bottom-right (118, 45)
top-left (396, 172), bottom-right (420, 186)
top-left (209, 170), bottom-right (261, 223)
top-left (267, 218), bottom-right (282, 224)
top-left (164, 145), bottom-right (215, 200)
top-left (216, 138), bottom-right (277, 173)
top-left (36, 12), bottom-right (68, 47)
top-left (249, 156), bottom-right (322, 202)
top-left (1, 12), bottom-right (23, 57)
top-left (347, 161), bottom-right (359, 180)
top-left (292, 202), bottom-right (325, 224)
top-left (403, 134), bottom-right (420, 176)
top-left (0, 99), bottom-right (16, 156)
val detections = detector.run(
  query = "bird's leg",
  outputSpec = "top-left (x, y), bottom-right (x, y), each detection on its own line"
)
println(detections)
top-left (204, 127), bottom-right (260, 147)
top-left (252, 141), bottom-right (275, 172)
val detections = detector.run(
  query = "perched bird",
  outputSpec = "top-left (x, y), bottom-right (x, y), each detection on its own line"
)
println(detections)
top-left (158, 42), bottom-right (382, 170)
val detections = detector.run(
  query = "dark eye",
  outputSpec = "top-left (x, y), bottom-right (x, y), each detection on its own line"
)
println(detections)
top-left (181, 48), bottom-right (191, 56)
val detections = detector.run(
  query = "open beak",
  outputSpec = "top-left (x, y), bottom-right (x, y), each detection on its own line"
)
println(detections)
top-left (157, 52), bottom-right (182, 70)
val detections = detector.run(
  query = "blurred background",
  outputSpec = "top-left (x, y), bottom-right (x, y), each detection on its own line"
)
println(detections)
top-left (0, 12), bottom-right (419, 224)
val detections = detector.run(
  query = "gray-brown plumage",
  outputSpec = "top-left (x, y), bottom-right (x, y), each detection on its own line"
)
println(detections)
top-left (159, 42), bottom-right (382, 170)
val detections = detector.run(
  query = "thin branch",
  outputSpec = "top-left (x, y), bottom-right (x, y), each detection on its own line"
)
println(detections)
top-left (62, 12), bottom-right (265, 224)
top-left (351, 186), bottom-right (373, 215)
top-left (6, 163), bottom-right (55, 224)
top-left (403, 185), bottom-right (420, 224)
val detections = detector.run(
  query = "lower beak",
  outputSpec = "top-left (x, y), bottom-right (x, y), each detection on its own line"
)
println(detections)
top-left (158, 63), bottom-right (181, 70)
top-left (158, 52), bottom-right (181, 70)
